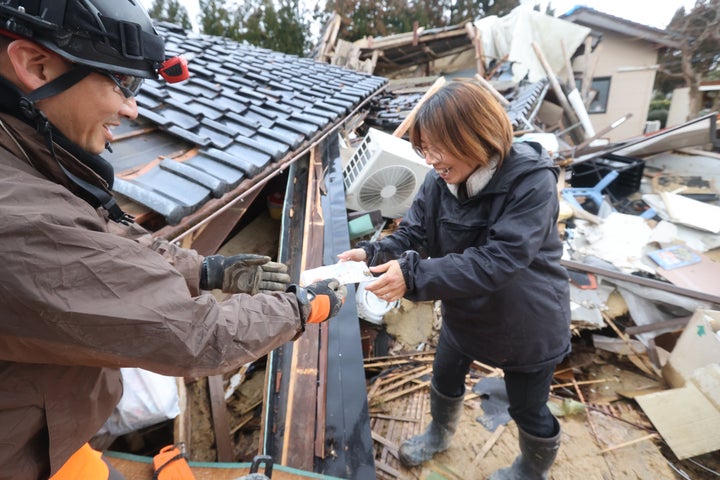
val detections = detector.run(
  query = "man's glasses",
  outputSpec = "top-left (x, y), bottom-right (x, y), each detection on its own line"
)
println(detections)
top-left (99, 70), bottom-right (144, 98)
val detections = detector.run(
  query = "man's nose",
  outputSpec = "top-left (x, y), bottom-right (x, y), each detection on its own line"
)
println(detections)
top-left (120, 96), bottom-right (138, 120)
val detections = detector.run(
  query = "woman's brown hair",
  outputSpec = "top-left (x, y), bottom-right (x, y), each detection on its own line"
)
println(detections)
top-left (409, 80), bottom-right (514, 169)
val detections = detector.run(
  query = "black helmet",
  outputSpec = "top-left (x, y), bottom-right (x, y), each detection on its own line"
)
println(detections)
top-left (0, 0), bottom-right (167, 79)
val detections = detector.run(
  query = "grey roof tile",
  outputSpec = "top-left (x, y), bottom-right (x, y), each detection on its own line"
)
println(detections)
top-left (159, 159), bottom-right (228, 197)
top-left (167, 125), bottom-right (212, 147)
top-left (207, 145), bottom-right (268, 175)
top-left (113, 25), bottom-right (387, 225)
top-left (302, 107), bottom-right (338, 122)
top-left (139, 84), bottom-right (168, 99)
top-left (313, 101), bottom-right (347, 116)
top-left (114, 179), bottom-right (190, 225)
top-left (185, 152), bottom-right (246, 190)
top-left (259, 126), bottom-right (303, 150)
top-left (274, 117), bottom-right (319, 137)
top-left (152, 105), bottom-right (201, 130)
top-left (137, 106), bottom-right (171, 126)
top-left (224, 112), bottom-right (261, 131)
top-left (192, 98), bottom-right (226, 120)
top-left (136, 94), bottom-right (163, 110)
top-left (289, 112), bottom-right (328, 127)
top-left (234, 133), bottom-right (286, 161)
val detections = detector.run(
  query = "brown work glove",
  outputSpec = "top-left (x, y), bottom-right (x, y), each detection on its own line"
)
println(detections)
top-left (287, 279), bottom-right (348, 326)
top-left (200, 254), bottom-right (291, 294)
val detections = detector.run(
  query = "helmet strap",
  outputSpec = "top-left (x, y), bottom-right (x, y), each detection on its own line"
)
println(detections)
top-left (20, 66), bottom-right (92, 108)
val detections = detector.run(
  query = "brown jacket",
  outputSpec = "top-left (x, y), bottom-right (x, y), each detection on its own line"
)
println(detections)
top-left (0, 114), bottom-right (303, 480)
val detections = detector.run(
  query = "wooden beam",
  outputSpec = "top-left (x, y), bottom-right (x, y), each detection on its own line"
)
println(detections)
top-left (190, 188), bottom-right (262, 256)
top-left (207, 375), bottom-right (233, 462)
top-left (280, 145), bottom-right (326, 469)
top-left (392, 76), bottom-right (446, 138)
top-left (531, 41), bottom-right (587, 144)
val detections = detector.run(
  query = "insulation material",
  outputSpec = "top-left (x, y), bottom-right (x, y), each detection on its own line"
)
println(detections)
top-left (573, 212), bottom-right (653, 273)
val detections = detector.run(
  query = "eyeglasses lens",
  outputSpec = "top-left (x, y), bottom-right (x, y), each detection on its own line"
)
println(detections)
top-left (104, 71), bottom-right (144, 98)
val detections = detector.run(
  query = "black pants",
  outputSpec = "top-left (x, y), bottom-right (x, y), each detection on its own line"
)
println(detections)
top-left (432, 329), bottom-right (558, 438)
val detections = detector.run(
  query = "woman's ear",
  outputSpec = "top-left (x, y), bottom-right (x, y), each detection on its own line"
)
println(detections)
top-left (5, 39), bottom-right (66, 93)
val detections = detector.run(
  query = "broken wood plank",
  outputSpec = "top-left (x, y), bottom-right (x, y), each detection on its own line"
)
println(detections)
top-left (372, 380), bottom-right (430, 406)
top-left (189, 188), bottom-right (262, 256)
top-left (531, 41), bottom-right (586, 144)
top-left (624, 316), bottom-right (691, 335)
top-left (572, 377), bottom-right (602, 448)
top-left (372, 366), bottom-right (433, 398)
top-left (369, 414), bottom-right (419, 423)
top-left (207, 375), bottom-right (234, 462)
top-left (561, 258), bottom-right (720, 305)
top-left (602, 312), bottom-right (657, 377)
top-left (551, 378), bottom-right (618, 390)
top-left (281, 145), bottom-right (326, 470)
top-left (599, 433), bottom-right (660, 454)
top-left (392, 76), bottom-right (446, 138)
top-left (472, 424), bottom-right (506, 466)
top-left (474, 74), bottom-right (510, 106)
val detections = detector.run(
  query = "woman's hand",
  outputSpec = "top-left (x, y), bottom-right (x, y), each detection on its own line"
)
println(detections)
top-left (365, 260), bottom-right (406, 303)
top-left (337, 248), bottom-right (367, 263)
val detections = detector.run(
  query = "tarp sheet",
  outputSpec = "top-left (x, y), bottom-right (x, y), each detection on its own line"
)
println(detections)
top-left (476, 6), bottom-right (591, 83)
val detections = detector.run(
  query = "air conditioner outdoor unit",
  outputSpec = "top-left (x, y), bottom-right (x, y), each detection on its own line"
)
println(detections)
top-left (343, 128), bottom-right (431, 219)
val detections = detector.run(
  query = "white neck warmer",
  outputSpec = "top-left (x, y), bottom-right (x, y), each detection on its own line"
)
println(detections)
top-left (448, 155), bottom-right (499, 199)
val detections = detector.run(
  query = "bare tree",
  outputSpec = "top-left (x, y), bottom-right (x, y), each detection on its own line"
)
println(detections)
top-left (661, 0), bottom-right (720, 119)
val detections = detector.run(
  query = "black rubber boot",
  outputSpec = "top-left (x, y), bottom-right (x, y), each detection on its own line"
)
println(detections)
top-left (398, 383), bottom-right (464, 468)
top-left (488, 418), bottom-right (561, 480)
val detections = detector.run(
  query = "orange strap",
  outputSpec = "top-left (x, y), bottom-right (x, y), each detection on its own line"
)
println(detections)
top-left (50, 443), bottom-right (109, 480)
top-left (152, 445), bottom-right (196, 480)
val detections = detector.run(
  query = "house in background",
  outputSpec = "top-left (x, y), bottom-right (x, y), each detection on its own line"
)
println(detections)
top-left (667, 81), bottom-right (720, 127)
top-left (560, 7), bottom-right (680, 142)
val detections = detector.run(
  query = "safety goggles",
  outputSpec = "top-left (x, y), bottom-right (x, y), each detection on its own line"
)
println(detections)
top-left (99, 70), bottom-right (144, 98)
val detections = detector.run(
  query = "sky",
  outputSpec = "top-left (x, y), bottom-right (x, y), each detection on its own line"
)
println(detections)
top-left (523, 0), bottom-right (697, 29)
top-left (141, 0), bottom-right (696, 32)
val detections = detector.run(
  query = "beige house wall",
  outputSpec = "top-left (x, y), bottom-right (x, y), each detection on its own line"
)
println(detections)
top-left (574, 30), bottom-right (660, 142)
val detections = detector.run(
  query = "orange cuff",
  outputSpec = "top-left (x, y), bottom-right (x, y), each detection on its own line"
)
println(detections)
top-left (306, 295), bottom-right (330, 324)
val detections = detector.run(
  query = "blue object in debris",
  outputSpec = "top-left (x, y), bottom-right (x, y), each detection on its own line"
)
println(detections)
top-left (562, 170), bottom-right (619, 212)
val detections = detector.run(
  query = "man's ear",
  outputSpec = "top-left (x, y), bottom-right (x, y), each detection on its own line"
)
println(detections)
top-left (5, 39), bottom-right (66, 93)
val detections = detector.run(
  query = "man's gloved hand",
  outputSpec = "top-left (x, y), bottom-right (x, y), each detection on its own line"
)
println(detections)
top-left (200, 254), bottom-right (291, 294)
top-left (287, 279), bottom-right (348, 325)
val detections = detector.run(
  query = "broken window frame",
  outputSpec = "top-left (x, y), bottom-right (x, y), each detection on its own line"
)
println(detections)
top-left (577, 76), bottom-right (612, 114)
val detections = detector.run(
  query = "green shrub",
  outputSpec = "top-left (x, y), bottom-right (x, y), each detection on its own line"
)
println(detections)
top-left (647, 109), bottom-right (668, 128)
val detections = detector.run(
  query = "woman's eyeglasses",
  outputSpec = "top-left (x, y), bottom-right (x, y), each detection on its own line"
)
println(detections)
top-left (413, 146), bottom-right (443, 162)
top-left (98, 70), bottom-right (144, 98)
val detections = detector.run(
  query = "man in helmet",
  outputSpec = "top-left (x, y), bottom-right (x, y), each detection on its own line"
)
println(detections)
top-left (0, 2), bottom-right (347, 479)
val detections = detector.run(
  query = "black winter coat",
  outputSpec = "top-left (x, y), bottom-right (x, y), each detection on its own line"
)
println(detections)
top-left (361, 142), bottom-right (571, 371)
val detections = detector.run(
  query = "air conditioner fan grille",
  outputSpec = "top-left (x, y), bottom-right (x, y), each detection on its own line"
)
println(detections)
top-left (358, 165), bottom-right (417, 211)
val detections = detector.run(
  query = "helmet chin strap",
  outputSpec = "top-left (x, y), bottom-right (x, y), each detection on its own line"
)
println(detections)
top-left (20, 66), bottom-right (92, 109)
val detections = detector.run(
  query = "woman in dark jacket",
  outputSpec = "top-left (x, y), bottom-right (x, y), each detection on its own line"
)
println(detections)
top-left (338, 81), bottom-right (571, 479)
